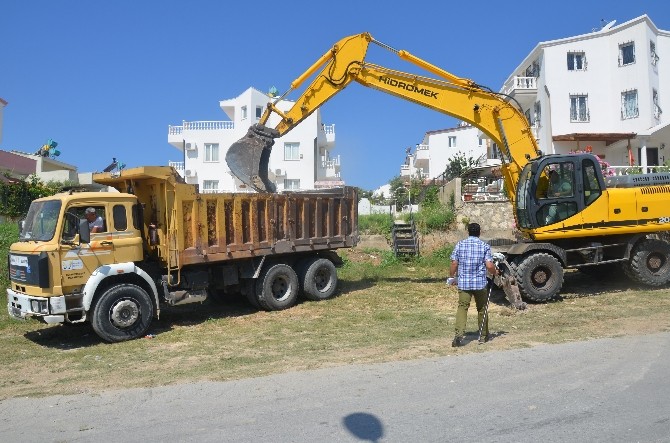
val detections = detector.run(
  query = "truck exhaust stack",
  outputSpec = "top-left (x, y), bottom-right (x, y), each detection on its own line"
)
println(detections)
top-left (225, 124), bottom-right (280, 193)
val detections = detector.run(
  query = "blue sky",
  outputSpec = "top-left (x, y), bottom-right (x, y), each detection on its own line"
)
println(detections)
top-left (2, 1), bottom-right (669, 190)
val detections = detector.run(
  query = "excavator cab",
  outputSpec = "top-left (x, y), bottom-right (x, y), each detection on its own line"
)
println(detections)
top-left (516, 154), bottom-right (605, 230)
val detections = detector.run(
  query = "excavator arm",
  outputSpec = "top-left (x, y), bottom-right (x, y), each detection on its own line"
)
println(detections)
top-left (225, 32), bottom-right (540, 199)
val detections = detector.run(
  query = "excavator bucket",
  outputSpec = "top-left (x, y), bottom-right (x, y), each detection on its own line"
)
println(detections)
top-left (225, 124), bottom-right (280, 193)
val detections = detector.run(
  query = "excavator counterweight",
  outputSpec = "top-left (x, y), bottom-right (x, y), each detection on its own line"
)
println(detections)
top-left (225, 124), bottom-right (279, 192)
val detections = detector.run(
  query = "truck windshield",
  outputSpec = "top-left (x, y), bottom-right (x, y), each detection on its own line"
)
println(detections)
top-left (20, 200), bottom-right (62, 241)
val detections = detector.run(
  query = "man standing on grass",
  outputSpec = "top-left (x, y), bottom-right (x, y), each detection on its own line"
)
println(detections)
top-left (448, 222), bottom-right (498, 347)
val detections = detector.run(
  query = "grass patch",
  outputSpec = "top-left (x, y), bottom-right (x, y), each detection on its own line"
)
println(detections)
top-left (358, 213), bottom-right (393, 235)
top-left (0, 226), bottom-right (668, 400)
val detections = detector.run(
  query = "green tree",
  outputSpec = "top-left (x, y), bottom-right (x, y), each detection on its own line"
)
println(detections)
top-left (444, 152), bottom-right (479, 180)
top-left (0, 174), bottom-right (66, 219)
top-left (352, 187), bottom-right (373, 203)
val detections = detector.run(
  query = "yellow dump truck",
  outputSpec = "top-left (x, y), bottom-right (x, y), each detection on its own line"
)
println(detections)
top-left (7, 166), bottom-right (358, 342)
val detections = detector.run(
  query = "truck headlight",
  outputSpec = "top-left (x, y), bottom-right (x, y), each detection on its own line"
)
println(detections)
top-left (30, 300), bottom-right (48, 314)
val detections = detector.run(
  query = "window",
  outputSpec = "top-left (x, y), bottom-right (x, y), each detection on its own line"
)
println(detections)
top-left (621, 90), bottom-right (639, 119)
top-left (650, 41), bottom-right (659, 66)
top-left (619, 42), bottom-right (635, 66)
top-left (284, 142), bottom-right (300, 160)
top-left (583, 159), bottom-right (602, 206)
top-left (205, 143), bottom-right (219, 162)
top-left (132, 204), bottom-right (141, 230)
top-left (567, 52), bottom-right (586, 71)
top-left (533, 101), bottom-right (542, 125)
top-left (653, 89), bottom-right (662, 119)
top-left (284, 179), bottom-right (300, 190)
top-left (113, 205), bottom-right (127, 231)
top-left (241, 106), bottom-right (247, 119)
top-left (569, 95), bottom-right (589, 122)
top-left (203, 180), bottom-right (219, 193)
top-left (525, 59), bottom-right (540, 77)
top-left (448, 136), bottom-right (457, 148)
top-left (478, 137), bottom-right (484, 147)
top-left (256, 106), bottom-right (263, 119)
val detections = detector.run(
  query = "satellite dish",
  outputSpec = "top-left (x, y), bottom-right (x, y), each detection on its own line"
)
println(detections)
top-left (601, 20), bottom-right (616, 31)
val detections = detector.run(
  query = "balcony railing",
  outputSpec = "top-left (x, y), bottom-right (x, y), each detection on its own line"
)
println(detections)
top-left (321, 156), bottom-right (340, 169)
top-left (501, 76), bottom-right (537, 96)
top-left (169, 121), bottom-right (235, 135)
top-left (168, 161), bottom-right (184, 171)
top-left (322, 124), bottom-right (335, 135)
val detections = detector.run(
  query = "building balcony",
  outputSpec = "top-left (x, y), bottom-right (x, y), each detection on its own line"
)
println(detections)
top-left (320, 155), bottom-right (341, 178)
top-left (500, 76), bottom-right (538, 109)
top-left (168, 121), bottom-right (235, 149)
top-left (169, 161), bottom-right (184, 172)
top-left (414, 144), bottom-right (430, 169)
top-left (322, 124), bottom-right (336, 144)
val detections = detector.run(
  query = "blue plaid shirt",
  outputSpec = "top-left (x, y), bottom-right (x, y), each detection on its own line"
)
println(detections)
top-left (450, 236), bottom-right (493, 290)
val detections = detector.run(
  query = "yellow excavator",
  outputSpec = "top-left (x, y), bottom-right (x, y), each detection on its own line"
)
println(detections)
top-left (226, 32), bottom-right (670, 302)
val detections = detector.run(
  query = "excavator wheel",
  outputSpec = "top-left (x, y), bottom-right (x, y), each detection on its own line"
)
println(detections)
top-left (511, 253), bottom-right (564, 303)
top-left (622, 239), bottom-right (670, 286)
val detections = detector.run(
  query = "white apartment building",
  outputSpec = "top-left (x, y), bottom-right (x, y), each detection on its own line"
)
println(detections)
top-left (501, 15), bottom-right (669, 171)
top-left (401, 123), bottom-right (490, 181)
top-left (168, 87), bottom-right (342, 192)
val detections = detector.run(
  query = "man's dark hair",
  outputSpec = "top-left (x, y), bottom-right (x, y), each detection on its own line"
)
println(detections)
top-left (467, 222), bottom-right (481, 237)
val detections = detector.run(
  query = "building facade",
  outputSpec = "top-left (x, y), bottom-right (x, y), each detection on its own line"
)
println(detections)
top-left (400, 123), bottom-right (490, 181)
top-left (168, 87), bottom-right (342, 192)
top-left (501, 15), bottom-right (669, 171)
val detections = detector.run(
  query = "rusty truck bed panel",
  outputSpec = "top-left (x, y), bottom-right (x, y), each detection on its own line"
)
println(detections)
top-left (178, 189), bottom-right (358, 265)
top-left (93, 167), bottom-right (358, 268)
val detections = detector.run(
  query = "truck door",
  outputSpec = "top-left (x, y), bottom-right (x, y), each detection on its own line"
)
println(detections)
top-left (59, 205), bottom-right (115, 288)
top-left (107, 202), bottom-right (144, 264)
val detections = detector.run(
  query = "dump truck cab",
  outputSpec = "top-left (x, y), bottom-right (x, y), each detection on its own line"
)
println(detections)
top-left (7, 190), bottom-right (154, 326)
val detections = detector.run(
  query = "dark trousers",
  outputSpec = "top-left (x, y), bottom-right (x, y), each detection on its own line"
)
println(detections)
top-left (455, 288), bottom-right (489, 338)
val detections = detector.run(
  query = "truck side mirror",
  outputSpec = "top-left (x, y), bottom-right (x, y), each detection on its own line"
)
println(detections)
top-left (79, 219), bottom-right (91, 244)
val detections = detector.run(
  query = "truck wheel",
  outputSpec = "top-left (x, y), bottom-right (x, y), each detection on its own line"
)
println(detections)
top-left (512, 253), bottom-right (564, 302)
top-left (300, 258), bottom-right (338, 301)
top-left (255, 263), bottom-right (299, 311)
top-left (623, 239), bottom-right (670, 286)
top-left (91, 284), bottom-right (154, 342)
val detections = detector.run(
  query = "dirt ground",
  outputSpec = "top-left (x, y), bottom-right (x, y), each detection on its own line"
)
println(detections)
top-left (350, 233), bottom-right (664, 312)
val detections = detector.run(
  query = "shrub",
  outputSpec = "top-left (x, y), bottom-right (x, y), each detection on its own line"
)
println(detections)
top-left (413, 203), bottom-right (455, 234)
top-left (358, 213), bottom-right (393, 235)
top-left (0, 223), bottom-right (19, 290)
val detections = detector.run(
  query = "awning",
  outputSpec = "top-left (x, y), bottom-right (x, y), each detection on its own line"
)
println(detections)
top-left (552, 133), bottom-right (636, 145)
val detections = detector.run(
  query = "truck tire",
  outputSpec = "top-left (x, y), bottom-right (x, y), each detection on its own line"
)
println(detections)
top-left (91, 284), bottom-right (154, 342)
top-left (623, 239), bottom-right (670, 286)
top-left (255, 263), bottom-right (299, 311)
top-left (512, 253), bottom-right (564, 302)
top-left (300, 258), bottom-right (338, 301)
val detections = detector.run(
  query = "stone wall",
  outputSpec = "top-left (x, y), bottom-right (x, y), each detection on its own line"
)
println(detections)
top-left (439, 177), bottom-right (515, 241)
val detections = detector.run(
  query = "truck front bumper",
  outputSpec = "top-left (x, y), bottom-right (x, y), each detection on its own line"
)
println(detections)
top-left (6, 289), bottom-right (66, 324)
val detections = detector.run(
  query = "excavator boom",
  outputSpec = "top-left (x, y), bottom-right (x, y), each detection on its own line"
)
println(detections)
top-left (225, 32), bottom-right (539, 197)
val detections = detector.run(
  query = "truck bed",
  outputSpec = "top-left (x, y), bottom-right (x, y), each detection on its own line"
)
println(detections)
top-left (93, 166), bottom-right (358, 268)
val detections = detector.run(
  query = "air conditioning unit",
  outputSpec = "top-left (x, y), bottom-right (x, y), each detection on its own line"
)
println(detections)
top-left (275, 168), bottom-right (284, 176)
top-left (184, 169), bottom-right (196, 178)
top-left (185, 142), bottom-right (197, 151)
